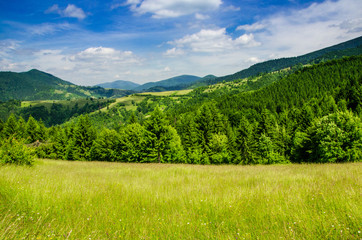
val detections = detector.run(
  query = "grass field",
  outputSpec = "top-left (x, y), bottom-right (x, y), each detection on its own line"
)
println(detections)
top-left (137, 89), bottom-right (193, 96)
top-left (0, 160), bottom-right (361, 239)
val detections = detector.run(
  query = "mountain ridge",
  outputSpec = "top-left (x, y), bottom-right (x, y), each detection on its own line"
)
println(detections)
top-left (95, 80), bottom-right (140, 90)
top-left (0, 69), bottom-right (133, 101)
top-left (133, 75), bottom-right (201, 92)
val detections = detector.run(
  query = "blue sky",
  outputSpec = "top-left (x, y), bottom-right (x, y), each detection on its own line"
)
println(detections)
top-left (0, 0), bottom-right (361, 85)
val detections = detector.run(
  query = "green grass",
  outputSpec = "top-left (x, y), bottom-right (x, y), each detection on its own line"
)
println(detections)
top-left (138, 89), bottom-right (193, 96)
top-left (0, 160), bottom-right (361, 239)
top-left (97, 95), bottom-right (146, 112)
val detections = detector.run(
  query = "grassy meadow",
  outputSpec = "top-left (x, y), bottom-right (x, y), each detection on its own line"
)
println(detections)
top-left (0, 160), bottom-right (361, 239)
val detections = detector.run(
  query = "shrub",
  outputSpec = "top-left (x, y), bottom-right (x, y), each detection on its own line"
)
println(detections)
top-left (0, 138), bottom-right (35, 166)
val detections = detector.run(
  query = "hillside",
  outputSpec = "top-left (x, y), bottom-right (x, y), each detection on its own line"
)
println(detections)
top-left (200, 36), bottom-right (362, 85)
top-left (1, 55), bottom-right (360, 165)
top-left (95, 80), bottom-right (140, 90)
top-left (0, 69), bottom-right (133, 101)
top-left (133, 75), bottom-right (200, 92)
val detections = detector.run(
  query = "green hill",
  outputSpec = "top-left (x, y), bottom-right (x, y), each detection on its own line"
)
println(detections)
top-left (199, 36), bottom-right (362, 85)
top-left (0, 69), bottom-right (133, 101)
top-left (95, 80), bottom-right (140, 90)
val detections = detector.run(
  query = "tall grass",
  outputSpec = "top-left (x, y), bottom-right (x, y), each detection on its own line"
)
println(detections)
top-left (0, 160), bottom-right (361, 239)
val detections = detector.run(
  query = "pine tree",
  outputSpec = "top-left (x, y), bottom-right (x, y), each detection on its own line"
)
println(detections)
top-left (2, 113), bottom-right (18, 138)
top-left (128, 111), bottom-right (138, 124)
top-left (90, 129), bottom-right (121, 162)
top-left (52, 127), bottom-right (68, 159)
top-left (119, 123), bottom-right (149, 162)
top-left (25, 116), bottom-right (40, 143)
top-left (72, 115), bottom-right (97, 160)
top-left (144, 107), bottom-right (185, 163)
top-left (234, 116), bottom-right (257, 164)
top-left (144, 107), bottom-right (168, 163)
top-left (17, 117), bottom-right (26, 139)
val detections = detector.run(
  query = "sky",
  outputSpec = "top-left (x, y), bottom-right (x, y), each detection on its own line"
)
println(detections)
top-left (0, 0), bottom-right (361, 86)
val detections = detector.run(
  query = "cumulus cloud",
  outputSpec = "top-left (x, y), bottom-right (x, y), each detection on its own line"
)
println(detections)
top-left (167, 28), bottom-right (260, 54)
top-left (237, 0), bottom-right (362, 56)
top-left (70, 47), bottom-right (135, 62)
top-left (237, 23), bottom-right (266, 32)
top-left (46, 4), bottom-right (87, 20)
top-left (0, 46), bottom-right (142, 85)
top-left (126, 0), bottom-right (222, 18)
top-left (164, 47), bottom-right (184, 56)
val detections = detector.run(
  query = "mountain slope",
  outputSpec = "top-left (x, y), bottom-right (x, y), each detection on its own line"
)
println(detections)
top-left (133, 75), bottom-right (201, 92)
top-left (201, 36), bottom-right (362, 85)
top-left (0, 69), bottom-right (133, 101)
top-left (96, 80), bottom-right (140, 90)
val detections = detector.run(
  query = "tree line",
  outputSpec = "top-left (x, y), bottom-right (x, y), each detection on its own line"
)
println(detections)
top-left (0, 56), bottom-right (361, 165)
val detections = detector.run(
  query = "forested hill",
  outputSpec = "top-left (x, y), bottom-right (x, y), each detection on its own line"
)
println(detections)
top-left (1, 56), bottom-right (360, 165)
top-left (133, 75), bottom-right (201, 92)
top-left (0, 69), bottom-right (134, 101)
top-left (199, 36), bottom-right (362, 86)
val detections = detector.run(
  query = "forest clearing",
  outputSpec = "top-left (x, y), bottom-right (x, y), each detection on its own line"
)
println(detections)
top-left (0, 160), bottom-right (361, 239)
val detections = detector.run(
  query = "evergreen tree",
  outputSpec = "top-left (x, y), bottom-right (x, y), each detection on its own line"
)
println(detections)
top-left (2, 113), bottom-right (18, 138)
top-left (17, 117), bottom-right (26, 139)
top-left (144, 107), bottom-right (185, 163)
top-left (90, 129), bottom-right (121, 162)
top-left (128, 111), bottom-right (138, 124)
top-left (193, 102), bottom-right (227, 163)
top-left (144, 107), bottom-right (168, 163)
top-left (234, 117), bottom-right (257, 164)
top-left (0, 119), bottom-right (3, 134)
top-left (25, 116), bottom-right (40, 143)
top-left (52, 127), bottom-right (68, 159)
top-left (72, 115), bottom-right (97, 160)
top-left (176, 113), bottom-right (201, 163)
top-left (119, 123), bottom-right (149, 162)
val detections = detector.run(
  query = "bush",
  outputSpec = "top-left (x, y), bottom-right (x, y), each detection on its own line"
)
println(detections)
top-left (0, 138), bottom-right (35, 166)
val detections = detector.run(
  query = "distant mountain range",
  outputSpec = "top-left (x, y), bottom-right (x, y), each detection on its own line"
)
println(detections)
top-left (1, 36), bottom-right (361, 101)
top-left (95, 80), bottom-right (140, 90)
top-left (132, 75), bottom-right (201, 92)
top-left (0, 69), bottom-right (133, 101)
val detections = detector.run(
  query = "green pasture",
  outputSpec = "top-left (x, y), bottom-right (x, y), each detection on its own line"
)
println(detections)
top-left (0, 160), bottom-right (360, 239)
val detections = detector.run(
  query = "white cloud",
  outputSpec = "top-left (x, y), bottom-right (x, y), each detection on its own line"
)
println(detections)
top-left (164, 47), bottom-right (184, 56)
top-left (237, 23), bottom-right (266, 32)
top-left (163, 66), bottom-right (171, 72)
top-left (46, 4), bottom-right (86, 20)
top-left (246, 57), bottom-right (261, 64)
top-left (0, 46), bottom-right (143, 85)
top-left (195, 13), bottom-right (209, 20)
top-left (126, 0), bottom-right (222, 18)
top-left (238, 0), bottom-right (362, 56)
top-left (167, 28), bottom-right (260, 53)
top-left (223, 5), bottom-right (240, 12)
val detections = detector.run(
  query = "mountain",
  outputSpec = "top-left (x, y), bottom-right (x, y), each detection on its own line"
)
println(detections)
top-left (133, 75), bottom-right (201, 92)
top-left (0, 69), bottom-right (134, 101)
top-left (96, 80), bottom-right (140, 90)
top-left (201, 36), bottom-right (362, 85)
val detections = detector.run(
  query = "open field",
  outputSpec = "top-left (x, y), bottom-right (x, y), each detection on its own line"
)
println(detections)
top-left (97, 90), bottom-right (193, 112)
top-left (137, 89), bottom-right (193, 96)
top-left (97, 95), bottom-right (146, 112)
top-left (0, 160), bottom-right (361, 239)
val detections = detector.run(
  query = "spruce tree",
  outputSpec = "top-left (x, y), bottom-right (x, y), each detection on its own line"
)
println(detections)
top-left (25, 116), bottom-right (40, 143)
top-left (2, 113), bottom-right (18, 138)
top-left (72, 115), bottom-right (97, 160)
top-left (144, 107), bottom-right (168, 163)
top-left (119, 123), bottom-right (149, 162)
